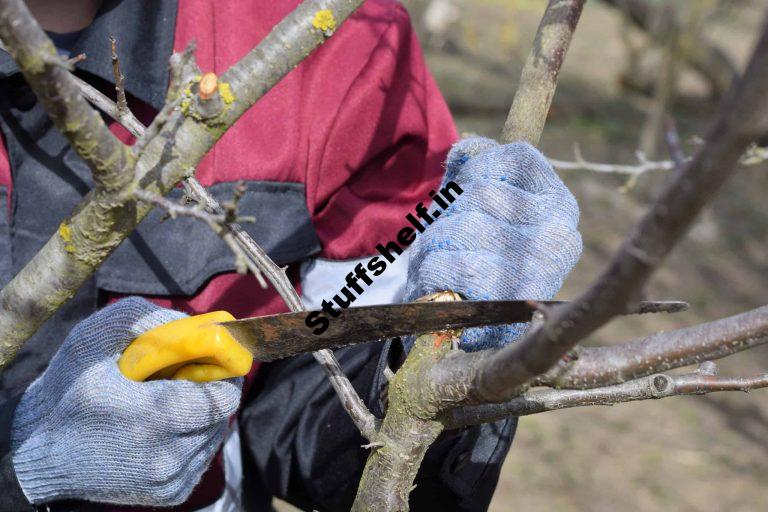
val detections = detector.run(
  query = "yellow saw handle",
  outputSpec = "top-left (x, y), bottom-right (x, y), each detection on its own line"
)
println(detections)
top-left (118, 311), bottom-right (254, 383)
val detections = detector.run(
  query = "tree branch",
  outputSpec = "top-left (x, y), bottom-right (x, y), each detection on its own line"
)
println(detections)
top-left (550, 147), bottom-right (677, 175)
top-left (501, 0), bottom-right (586, 145)
top-left (353, 328), bottom-right (457, 510)
top-left (444, 369), bottom-right (768, 429)
top-left (182, 179), bottom-right (380, 440)
top-left (438, 15), bottom-right (768, 406)
top-left (536, 304), bottom-right (768, 389)
top-left (109, 35), bottom-right (129, 118)
top-left (133, 188), bottom-right (255, 227)
top-left (0, 0), bottom-right (141, 368)
top-left (0, 0), bottom-right (133, 190)
top-left (71, 73), bottom-right (147, 138)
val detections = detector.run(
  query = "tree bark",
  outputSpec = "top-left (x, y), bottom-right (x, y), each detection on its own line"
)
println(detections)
top-left (501, 0), bottom-right (586, 145)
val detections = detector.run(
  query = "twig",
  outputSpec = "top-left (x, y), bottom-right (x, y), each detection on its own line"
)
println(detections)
top-left (549, 146), bottom-right (676, 175)
top-left (70, 73), bottom-right (145, 137)
top-left (430, 15), bottom-right (768, 406)
top-left (183, 181), bottom-right (379, 440)
top-left (535, 304), bottom-right (768, 389)
top-left (109, 35), bottom-right (129, 117)
top-left (547, 143), bottom-right (768, 176)
top-left (134, 188), bottom-right (251, 275)
top-left (664, 116), bottom-right (687, 168)
top-left (444, 371), bottom-right (768, 428)
top-left (133, 95), bottom-right (182, 155)
top-left (133, 189), bottom-right (254, 226)
top-left (134, 189), bottom-right (257, 276)
top-left (66, 52), bottom-right (86, 66)
top-left (501, 0), bottom-right (586, 145)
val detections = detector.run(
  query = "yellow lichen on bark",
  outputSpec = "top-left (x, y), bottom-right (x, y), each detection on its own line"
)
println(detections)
top-left (58, 222), bottom-right (71, 242)
top-left (58, 222), bottom-right (75, 253)
top-left (218, 82), bottom-right (235, 104)
top-left (312, 9), bottom-right (336, 33)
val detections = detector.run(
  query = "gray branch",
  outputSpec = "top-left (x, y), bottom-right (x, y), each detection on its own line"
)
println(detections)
top-left (549, 144), bottom-right (768, 176)
top-left (183, 179), bottom-right (380, 440)
top-left (445, 369), bottom-right (768, 429)
top-left (501, 0), bottom-right (586, 145)
top-left (536, 304), bottom-right (768, 389)
top-left (109, 35), bottom-right (129, 119)
top-left (133, 189), bottom-right (255, 227)
top-left (71, 74), bottom-right (146, 137)
top-left (550, 147), bottom-right (677, 175)
top-left (0, 0), bottom-right (133, 190)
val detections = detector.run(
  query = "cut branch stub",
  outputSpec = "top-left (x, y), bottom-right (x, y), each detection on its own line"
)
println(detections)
top-left (198, 72), bottom-right (219, 99)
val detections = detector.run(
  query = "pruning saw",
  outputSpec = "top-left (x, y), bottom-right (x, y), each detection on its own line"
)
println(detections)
top-left (118, 299), bottom-right (689, 382)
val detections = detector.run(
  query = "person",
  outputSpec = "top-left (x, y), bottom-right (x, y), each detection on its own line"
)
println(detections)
top-left (0, 0), bottom-right (582, 511)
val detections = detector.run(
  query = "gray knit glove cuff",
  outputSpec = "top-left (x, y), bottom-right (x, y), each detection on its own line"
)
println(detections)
top-left (11, 297), bottom-right (243, 506)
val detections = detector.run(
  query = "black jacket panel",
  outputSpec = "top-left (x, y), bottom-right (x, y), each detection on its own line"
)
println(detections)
top-left (240, 339), bottom-right (516, 511)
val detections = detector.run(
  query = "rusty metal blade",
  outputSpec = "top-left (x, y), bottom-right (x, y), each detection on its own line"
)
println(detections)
top-left (219, 300), bottom-right (689, 361)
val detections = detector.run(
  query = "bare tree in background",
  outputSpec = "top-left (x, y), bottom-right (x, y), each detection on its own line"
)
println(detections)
top-left (0, 0), bottom-right (768, 510)
top-left (605, 0), bottom-right (738, 100)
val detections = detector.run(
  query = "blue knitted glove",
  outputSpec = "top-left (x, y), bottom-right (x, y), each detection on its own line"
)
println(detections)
top-left (11, 297), bottom-right (243, 506)
top-left (405, 137), bottom-right (582, 350)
